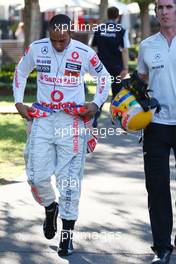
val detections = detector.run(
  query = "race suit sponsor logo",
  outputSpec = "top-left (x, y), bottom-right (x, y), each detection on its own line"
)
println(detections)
top-left (72, 51), bottom-right (79, 60)
top-left (87, 137), bottom-right (97, 153)
top-left (95, 63), bottom-right (103, 73)
top-left (24, 46), bottom-right (30, 55)
top-left (51, 90), bottom-right (64, 102)
top-left (65, 62), bottom-right (81, 71)
top-left (36, 59), bottom-right (51, 64)
top-left (73, 116), bottom-right (79, 153)
top-left (66, 58), bottom-right (82, 64)
top-left (41, 46), bottom-right (48, 55)
top-left (41, 101), bottom-right (77, 110)
top-left (36, 65), bottom-right (51, 72)
top-left (90, 54), bottom-right (99, 67)
top-left (39, 74), bottom-right (79, 85)
top-left (98, 77), bottom-right (105, 94)
top-left (64, 70), bottom-right (80, 77)
top-left (15, 69), bottom-right (20, 88)
top-left (38, 55), bottom-right (51, 59)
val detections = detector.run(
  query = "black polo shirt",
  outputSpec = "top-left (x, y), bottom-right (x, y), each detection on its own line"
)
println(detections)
top-left (92, 21), bottom-right (126, 75)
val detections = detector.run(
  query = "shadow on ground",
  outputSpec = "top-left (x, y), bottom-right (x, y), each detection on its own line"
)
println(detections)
top-left (0, 113), bottom-right (176, 264)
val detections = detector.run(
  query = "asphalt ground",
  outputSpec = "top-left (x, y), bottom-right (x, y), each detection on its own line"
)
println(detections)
top-left (0, 115), bottom-right (176, 264)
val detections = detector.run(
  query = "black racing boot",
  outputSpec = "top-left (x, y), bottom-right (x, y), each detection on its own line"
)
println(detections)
top-left (57, 219), bottom-right (75, 256)
top-left (43, 202), bottom-right (59, 239)
top-left (151, 247), bottom-right (172, 264)
top-left (57, 230), bottom-right (74, 256)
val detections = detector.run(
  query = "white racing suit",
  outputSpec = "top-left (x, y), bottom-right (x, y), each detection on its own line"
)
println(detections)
top-left (13, 37), bottom-right (111, 220)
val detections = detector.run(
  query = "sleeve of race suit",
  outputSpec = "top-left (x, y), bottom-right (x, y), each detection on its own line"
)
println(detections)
top-left (13, 44), bottom-right (35, 103)
top-left (86, 49), bottom-right (111, 108)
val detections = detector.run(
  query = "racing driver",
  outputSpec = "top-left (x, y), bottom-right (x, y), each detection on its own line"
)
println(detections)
top-left (13, 14), bottom-right (111, 257)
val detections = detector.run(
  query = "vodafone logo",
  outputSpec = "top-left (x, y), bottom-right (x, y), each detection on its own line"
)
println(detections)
top-left (51, 90), bottom-right (64, 102)
top-left (71, 51), bottom-right (79, 60)
top-left (90, 55), bottom-right (99, 67)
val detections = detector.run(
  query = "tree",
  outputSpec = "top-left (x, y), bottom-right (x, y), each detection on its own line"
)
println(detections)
top-left (23, 0), bottom-right (42, 49)
top-left (99, 0), bottom-right (108, 23)
top-left (123, 0), bottom-right (153, 39)
top-left (138, 0), bottom-right (153, 39)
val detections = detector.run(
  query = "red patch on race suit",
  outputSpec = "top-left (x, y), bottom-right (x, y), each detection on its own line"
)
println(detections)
top-left (87, 137), bottom-right (97, 153)
top-left (64, 69), bottom-right (80, 77)
top-left (71, 51), bottom-right (79, 60)
top-left (73, 116), bottom-right (79, 153)
top-left (51, 90), bottom-right (64, 102)
top-left (90, 55), bottom-right (99, 67)
top-left (98, 77), bottom-right (106, 94)
top-left (25, 46), bottom-right (30, 55)
top-left (15, 70), bottom-right (20, 88)
top-left (31, 185), bottom-right (43, 204)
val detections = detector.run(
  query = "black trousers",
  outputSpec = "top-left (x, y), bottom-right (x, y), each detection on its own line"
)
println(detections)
top-left (111, 72), bottom-right (122, 100)
top-left (143, 123), bottom-right (176, 250)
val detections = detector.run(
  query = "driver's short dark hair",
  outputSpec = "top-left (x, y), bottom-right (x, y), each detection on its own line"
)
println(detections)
top-left (48, 14), bottom-right (71, 31)
top-left (107, 7), bottom-right (119, 20)
top-left (155, 0), bottom-right (176, 7)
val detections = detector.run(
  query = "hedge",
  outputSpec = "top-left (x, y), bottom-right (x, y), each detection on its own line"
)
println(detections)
top-left (0, 47), bottom-right (138, 90)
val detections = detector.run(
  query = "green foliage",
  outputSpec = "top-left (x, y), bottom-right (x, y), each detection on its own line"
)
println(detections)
top-left (128, 44), bottom-right (138, 72)
top-left (129, 44), bottom-right (139, 60)
top-left (0, 66), bottom-right (35, 84)
top-left (0, 49), bottom-right (138, 92)
top-left (1, 64), bottom-right (16, 72)
top-left (128, 61), bottom-right (137, 72)
top-left (0, 114), bottom-right (26, 181)
top-left (0, 65), bottom-right (37, 86)
top-left (136, 0), bottom-right (153, 4)
top-left (0, 95), bottom-right (37, 105)
top-left (0, 71), bottom-right (14, 84)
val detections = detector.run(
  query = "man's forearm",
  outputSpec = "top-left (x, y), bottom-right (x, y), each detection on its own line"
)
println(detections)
top-left (122, 48), bottom-right (129, 70)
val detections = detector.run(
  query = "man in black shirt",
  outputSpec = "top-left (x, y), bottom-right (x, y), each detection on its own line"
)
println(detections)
top-left (91, 6), bottom-right (130, 127)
